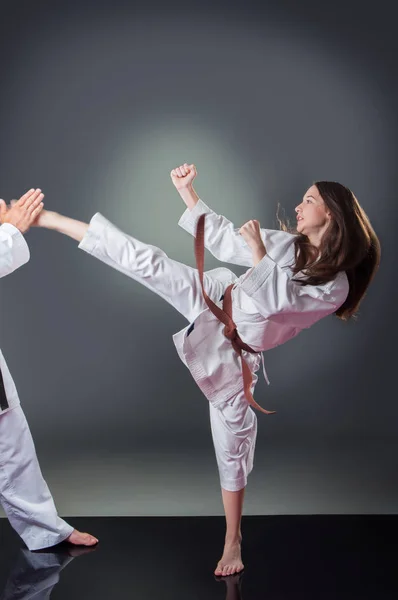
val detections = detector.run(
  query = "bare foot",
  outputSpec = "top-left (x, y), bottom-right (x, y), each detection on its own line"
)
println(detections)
top-left (66, 529), bottom-right (98, 547)
top-left (214, 540), bottom-right (244, 577)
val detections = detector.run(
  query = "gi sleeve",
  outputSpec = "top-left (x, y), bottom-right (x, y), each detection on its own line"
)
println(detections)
top-left (238, 253), bottom-right (349, 329)
top-left (0, 223), bottom-right (30, 279)
top-left (178, 199), bottom-right (295, 267)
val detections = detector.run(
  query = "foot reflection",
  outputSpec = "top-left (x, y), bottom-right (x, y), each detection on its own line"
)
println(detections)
top-left (215, 571), bottom-right (244, 600)
top-left (0, 546), bottom-right (97, 600)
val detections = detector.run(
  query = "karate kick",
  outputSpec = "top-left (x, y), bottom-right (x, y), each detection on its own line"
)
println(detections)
top-left (0, 190), bottom-right (98, 551)
top-left (33, 165), bottom-right (380, 576)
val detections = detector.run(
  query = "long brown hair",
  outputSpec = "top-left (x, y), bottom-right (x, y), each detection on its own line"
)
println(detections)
top-left (280, 181), bottom-right (381, 321)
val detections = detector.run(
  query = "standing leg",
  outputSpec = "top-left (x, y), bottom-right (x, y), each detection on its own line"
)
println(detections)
top-left (0, 405), bottom-right (98, 551)
top-left (217, 488), bottom-right (245, 576)
top-left (210, 386), bottom-right (258, 576)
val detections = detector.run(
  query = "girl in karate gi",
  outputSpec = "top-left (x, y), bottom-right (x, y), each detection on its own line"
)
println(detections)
top-left (0, 190), bottom-right (98, 551)
top-left (34, 165), bottom-right (380, 576)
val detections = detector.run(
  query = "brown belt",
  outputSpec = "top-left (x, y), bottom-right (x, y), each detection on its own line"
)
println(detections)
top-left (195, 213), bottom-right (275, 415)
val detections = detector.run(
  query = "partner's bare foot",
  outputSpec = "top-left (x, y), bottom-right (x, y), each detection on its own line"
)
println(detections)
top-left (66, 529), bottom-right (98, 547)
top-left (214, 540), bottom-right (244, 577)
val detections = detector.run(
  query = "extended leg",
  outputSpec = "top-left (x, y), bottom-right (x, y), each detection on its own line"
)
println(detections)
top-left (38, 211), bottom-right (234, 323)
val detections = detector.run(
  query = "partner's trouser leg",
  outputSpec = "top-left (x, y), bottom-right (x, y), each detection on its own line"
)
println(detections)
top-left (0, 406), bottom-right (73, 551)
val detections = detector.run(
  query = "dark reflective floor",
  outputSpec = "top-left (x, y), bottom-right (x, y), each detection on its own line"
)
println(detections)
top-left (0, 516), bottom-right (397, 599)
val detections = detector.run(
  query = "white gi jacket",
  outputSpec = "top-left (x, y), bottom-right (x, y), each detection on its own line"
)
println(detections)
top-left (0, 223), bottom-right (30, 414)
top-left (173, 199), bottom-right (349, 407)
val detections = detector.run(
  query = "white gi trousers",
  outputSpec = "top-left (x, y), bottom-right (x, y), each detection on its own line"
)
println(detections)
top-left (79, 214), bottom-right (258, 492)
top-left (0, 405), bottom-right (74, 550)
top-left (0, 548), bottom-right (75, 600)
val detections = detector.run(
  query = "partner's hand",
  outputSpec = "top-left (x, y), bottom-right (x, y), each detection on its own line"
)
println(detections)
top-left (170, 163), bottom-right (197, 190)
top-left (7, 200), bottom-right (52, 228)
top-left (31, 208), bottom-right (55, 228)
top-left (0, 189), bottom-right (44, 233)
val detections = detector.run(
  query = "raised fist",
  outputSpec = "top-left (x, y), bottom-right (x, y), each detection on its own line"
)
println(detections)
top-left (170, 163), bottom-right (197, 190)
top-left (239, 219), bottom-right (264, 251)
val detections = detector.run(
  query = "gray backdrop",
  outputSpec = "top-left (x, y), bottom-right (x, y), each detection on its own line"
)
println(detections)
top-left (0, 0), bottom-right (396, 516)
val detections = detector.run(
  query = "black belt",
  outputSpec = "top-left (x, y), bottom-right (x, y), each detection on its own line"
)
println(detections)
top-left (0, 367), bottom-right (9, 411)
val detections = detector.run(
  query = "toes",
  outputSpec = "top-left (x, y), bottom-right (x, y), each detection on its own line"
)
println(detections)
top-left (84, 534), bottom-right (98, 546)
top-left (82, 533), bottom-right (98, 542)
top-left (69, 530), bottom-right (98, 546)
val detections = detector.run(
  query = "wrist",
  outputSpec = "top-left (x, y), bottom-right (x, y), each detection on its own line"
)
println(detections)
top-left (252, 242), bottom-right (267, 265)
top-left (178, 185), bottom-right (199, 210)
top-left (2, 219), bottom-right (24, 233)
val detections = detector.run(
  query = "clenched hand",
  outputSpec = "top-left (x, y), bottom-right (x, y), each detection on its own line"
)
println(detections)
top-left (239, 220), bottom-right (267, 265)
top-left (170, 163), bottom-right (197, 190)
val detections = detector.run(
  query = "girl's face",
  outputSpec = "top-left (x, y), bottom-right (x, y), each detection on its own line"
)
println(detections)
top-left (295, 185), bottom-right (332, 241)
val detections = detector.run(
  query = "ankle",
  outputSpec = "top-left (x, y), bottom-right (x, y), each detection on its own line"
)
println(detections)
top-left (225, 533), bottom-right (242, 545)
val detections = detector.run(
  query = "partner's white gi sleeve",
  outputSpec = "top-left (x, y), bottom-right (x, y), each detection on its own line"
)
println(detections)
top-left (238, 253), bottom-right (349, 329)
top-left (178, 199), bottom-right (294, 267)
top-left (0, 224), bottom-right (30, 278)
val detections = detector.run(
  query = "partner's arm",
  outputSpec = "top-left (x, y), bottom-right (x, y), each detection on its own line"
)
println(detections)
top-left (0, 224), bottom-right (30, 278)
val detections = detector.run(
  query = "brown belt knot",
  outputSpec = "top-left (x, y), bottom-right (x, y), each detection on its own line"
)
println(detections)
top-left (223, 323), bottom-right (237, 341)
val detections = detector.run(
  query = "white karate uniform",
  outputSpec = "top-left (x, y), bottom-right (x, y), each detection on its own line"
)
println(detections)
top-left (0, 223), bottom-right (73, 550)
top-left (0, 548), bottom-right (74, 599)
top-left (79, 200), bottom-right (349, 492)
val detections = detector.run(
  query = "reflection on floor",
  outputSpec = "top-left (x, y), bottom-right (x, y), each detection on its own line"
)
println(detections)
top-left (0, 516), bottom-right (397, 599)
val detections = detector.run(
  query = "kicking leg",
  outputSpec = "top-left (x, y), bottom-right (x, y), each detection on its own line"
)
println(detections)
top-left (36, 210), bottom-right (233, 323)
top-left (0, 405), bottom-right (98, 551)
